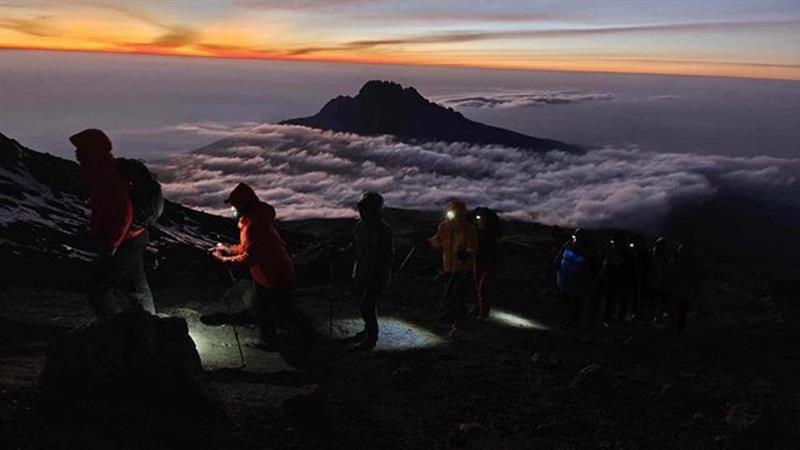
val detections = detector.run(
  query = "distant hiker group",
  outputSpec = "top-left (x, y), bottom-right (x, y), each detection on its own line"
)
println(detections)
top-left (554, 229), bottom-right (705, 336)
top-left (73, 128), bottom-right (704, 357)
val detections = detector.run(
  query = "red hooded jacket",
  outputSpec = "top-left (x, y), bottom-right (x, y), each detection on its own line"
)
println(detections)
top-left (71, 129), bottom-right (142, 253)
top-left (220, 183), bottom-right (296, 289)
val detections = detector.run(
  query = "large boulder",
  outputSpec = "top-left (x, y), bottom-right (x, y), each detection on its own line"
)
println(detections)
top-left (40, 310), bottom-right (226, 424)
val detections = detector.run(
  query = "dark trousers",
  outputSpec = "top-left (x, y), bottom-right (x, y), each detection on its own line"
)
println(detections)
top-left (604, 280), bottom-right (632, 322)
top-left (254, 285), bottom-right (315, 346)
top-left (88, 230), bottom-right (154, 320)
top-left (475, 266), bottom-right (494, 318)
top-left (443, 272), bottom-right (470, 319)
top-left (358, 283), bottom-right (382, 343)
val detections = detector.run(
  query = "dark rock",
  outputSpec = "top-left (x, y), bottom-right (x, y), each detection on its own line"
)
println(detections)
top-left (40, 310), bottom-right (226, 424)
top-left (392, 366), bottom-right (416, 386)
top-left (450, 421), bottom-right (485, 446)
top-left (571, 363), bottom-right (613, 393)
top-left (724, 403), bottom-right (785, 449)
top-left (529, 420), bottom-right (595, 438)
top-left (282, 384), bottom-right (331, 433)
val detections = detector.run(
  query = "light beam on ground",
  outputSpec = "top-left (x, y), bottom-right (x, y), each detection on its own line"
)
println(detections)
top-left (489, 309), bottom-right (550, 330)
top-left (330, 317), bottom-right (444, 350)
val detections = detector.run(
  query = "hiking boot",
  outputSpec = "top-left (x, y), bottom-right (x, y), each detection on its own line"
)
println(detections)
top-left (341, 331), bottom-right (366, 344)
top-left (354, 340), bottom-right (377, 351)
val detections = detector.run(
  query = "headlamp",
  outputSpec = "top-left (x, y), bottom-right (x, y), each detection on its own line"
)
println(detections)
top-left (446, 210), bottom-right (456, 220)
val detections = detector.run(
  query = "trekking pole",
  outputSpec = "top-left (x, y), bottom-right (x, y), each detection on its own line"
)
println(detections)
top-left (395, 246), bottom-right (417, 275)
top-left (224, 268), bottom-right (246, 367)
top-left (328, 257), bottom-right (334, 337)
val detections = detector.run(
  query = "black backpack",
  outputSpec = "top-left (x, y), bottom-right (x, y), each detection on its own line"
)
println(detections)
top-left (115, 158), bottom-right (164, 228)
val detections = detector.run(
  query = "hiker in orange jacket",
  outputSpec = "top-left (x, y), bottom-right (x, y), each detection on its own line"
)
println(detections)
top-left (72, 128), bottom-right (154, 319)
top-left (212, 182), bottom-right (313, 351)
top-left (428, 199), bottom-right (478, 323)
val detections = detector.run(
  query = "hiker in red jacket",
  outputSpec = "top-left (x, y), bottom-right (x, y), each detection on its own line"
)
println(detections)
top-left (71, 128), bottom-right (155, 319)
top-left (212, 182), bottom-right (314, 351)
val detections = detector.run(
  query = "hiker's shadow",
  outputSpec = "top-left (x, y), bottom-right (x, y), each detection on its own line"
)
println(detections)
top-left (200, 311), bottom-right (253, 326)
top-left (205, 367), bottom-right (311, 387)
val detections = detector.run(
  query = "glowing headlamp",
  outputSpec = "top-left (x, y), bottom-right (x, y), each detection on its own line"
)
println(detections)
top-left (446, 210), bottom-right (456, 220)
top-left (476, 215), bottom-right (482, 220)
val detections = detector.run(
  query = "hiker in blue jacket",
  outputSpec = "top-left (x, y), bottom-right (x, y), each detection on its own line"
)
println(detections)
top-left (553, 228), bottom-right (597, 324)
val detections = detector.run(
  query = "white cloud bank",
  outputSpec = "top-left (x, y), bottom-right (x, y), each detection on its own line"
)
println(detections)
top-left (433, 90), bottom-right (615, 109)
top-left (151, 123), bottom-right (800, 231)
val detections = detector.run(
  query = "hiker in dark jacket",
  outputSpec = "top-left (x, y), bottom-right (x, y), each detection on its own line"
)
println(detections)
top-left (349, 192), bottom-right (394, 350)
top-left (602, 232), bottom-right (637, 326)
top-left (213, 182), bottom-right (314, 351)
top-left (668, 241), bottom-right (705, 336)
top-left (71, 128), bottom-right (155, 319)
top-left (472, 207), bottom-right (500, 320)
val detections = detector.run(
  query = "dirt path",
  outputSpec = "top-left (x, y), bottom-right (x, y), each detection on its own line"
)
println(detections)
top-left (1, 275), bottom-right (798, 449)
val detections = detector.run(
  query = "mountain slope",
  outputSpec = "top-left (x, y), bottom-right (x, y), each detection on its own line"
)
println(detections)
top-left (281, 80), bottom-right (580, 153)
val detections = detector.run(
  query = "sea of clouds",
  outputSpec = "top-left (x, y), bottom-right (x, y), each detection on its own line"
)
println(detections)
top-left (433, 90), bottom-right (615, 109)
top-left (151, 123), bottom-right (800, 231)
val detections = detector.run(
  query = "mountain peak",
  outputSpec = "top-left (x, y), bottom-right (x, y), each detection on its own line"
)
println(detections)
top-left (281, 81), bottom-right (579, 153)
top-left (357, 80), bottom-right (423, 102)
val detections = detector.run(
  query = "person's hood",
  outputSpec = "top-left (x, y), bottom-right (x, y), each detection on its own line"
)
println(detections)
top-left (225, 182), bottom-right (260, 212)
top-left (447, 199), bottom-right (468, 222)
top-left (448, 199), bottom-right (467, 214)
top-left (70, 129), bottom-right (113, 164)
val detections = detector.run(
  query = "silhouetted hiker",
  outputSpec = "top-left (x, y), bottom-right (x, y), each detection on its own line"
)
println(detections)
top-left (472, 207), bottom-right (500, 320)
top-left (347, 192), bottom-right (394, 350)
top-left (669, 241), bottom-right (705, 336)
top-left (602, 233), bottom-right (637, 327)
top-left (631, 237), bottom-right (652, 321)
top-left (72, 128), bottom-right (161, 319)
top-left (428, 200), bottom-right (478, 324)
top-left (554, 228), bottom-right (597, 324)
top-left (649, 237), bottom-right (673, 321)
top-left (212, 182), bottom-right (314, 352)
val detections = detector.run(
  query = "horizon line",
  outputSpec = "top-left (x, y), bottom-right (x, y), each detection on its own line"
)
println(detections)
top-left (2, 46), bottom-right (799, 83)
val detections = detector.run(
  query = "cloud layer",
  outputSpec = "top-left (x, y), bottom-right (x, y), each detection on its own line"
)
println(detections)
top-left (434, 90), bottom-right (615, 109)
top-left (151, 123), bottom-right (800, 231)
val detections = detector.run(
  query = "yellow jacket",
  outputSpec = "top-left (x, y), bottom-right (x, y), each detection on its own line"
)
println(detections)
top-left (429, 218), bottom-right (478, 273)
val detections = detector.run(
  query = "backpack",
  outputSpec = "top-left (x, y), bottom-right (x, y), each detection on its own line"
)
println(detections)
top-left (115, 158), bottom-right (164, 228)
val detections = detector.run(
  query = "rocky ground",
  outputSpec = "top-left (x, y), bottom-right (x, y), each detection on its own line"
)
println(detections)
top-left (2, 213), bottom-right (799, 450)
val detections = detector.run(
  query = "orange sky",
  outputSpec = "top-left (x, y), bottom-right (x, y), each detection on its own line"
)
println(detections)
top-left (2, 0), bottom-right (799, 80)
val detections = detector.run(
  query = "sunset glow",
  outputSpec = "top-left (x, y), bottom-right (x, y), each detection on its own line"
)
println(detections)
top-left (2, 0), bottom-right (799, 80)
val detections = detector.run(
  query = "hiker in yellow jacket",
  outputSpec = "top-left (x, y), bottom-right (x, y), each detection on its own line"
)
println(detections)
top-left (428, 199), bottom-right (478, 323)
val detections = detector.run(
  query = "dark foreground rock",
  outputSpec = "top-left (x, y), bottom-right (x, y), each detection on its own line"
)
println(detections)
top-left (571, 363), bottom-right (614, 394)
top-left (40, 310), bottom-right (227, 424)
top-left (282, 384), bottom-right (331, 433)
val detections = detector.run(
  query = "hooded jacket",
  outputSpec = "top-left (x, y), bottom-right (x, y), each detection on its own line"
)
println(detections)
top-left (428, 200), bottom-right (478, 273)
top-left (220, 183), bottom-right (296, 289)
top-left (71, 129), bottom-right (142, 253)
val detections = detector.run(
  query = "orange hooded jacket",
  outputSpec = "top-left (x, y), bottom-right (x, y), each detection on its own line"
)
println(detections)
top-left (219, 183), bottom-right (296, 289)
top-left (428, 200), bottom-right (478, 273)
top-left (71, 129), bottom-right (142, 253)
